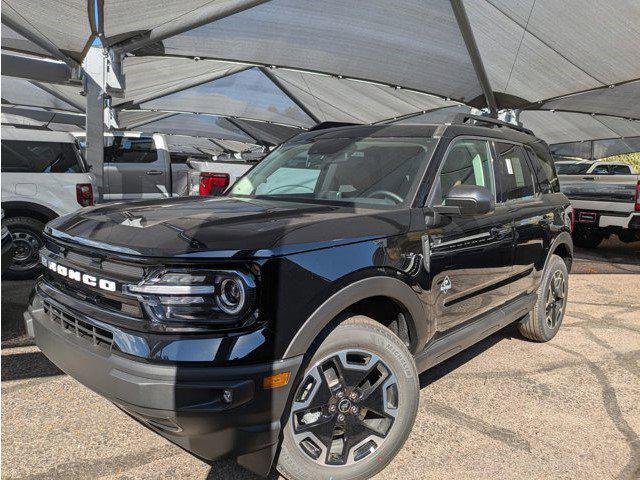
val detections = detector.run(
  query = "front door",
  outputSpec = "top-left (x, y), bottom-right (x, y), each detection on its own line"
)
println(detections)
top-left (427, 138), bottom-right (514, 333)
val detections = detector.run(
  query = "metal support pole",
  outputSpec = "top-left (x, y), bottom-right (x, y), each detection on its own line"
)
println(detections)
top-left (84, 74), bottom-right (105, 202)
top-left (259, 67), bottom-right (321, 124)
top-left (81, 46), bottom-right (125, 202)
top-left (450, 0), bottom-right (499, 117)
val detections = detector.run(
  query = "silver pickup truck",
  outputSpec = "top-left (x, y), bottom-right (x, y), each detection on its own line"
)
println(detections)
top-left (559, 171), bottom-right (640, 248)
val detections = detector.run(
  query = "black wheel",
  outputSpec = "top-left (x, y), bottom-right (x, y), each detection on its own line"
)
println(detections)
top-left (572, 228), bottom-right (603, 249)
top-left (4, 216), bottom-right (46, 280)
top-left (277, 316), bottom-right (419, 480)
top-left (519, 254), bottom-right (569, 342)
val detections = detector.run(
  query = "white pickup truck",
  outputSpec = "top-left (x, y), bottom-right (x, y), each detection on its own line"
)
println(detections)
top-left (558, 167), bottom-right (640, 248)
top-left (1, 127), bottom-right (98, 278)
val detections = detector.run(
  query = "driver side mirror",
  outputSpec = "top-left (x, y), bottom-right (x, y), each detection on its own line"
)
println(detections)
top-left (434, 184), bottom-right (495, 216)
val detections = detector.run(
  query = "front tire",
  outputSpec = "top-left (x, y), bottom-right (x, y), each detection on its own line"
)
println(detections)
top-left (277, 316), bottom-right (419, 480)
top-left (4, 216), bottom-right (46, 280)
top-left (518, 254), bottom-right (568, 342)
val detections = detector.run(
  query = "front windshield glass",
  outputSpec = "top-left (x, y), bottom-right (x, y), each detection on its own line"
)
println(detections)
top-left (229, 136), bottom-right (437, 207)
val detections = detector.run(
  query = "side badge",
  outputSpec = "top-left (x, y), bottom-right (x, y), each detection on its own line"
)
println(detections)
top-left (440, 276), bottom-right (452, 293)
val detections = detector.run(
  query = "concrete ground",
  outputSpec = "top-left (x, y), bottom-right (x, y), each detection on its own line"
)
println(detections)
top-left (2, 238), bottom-right (639, 480)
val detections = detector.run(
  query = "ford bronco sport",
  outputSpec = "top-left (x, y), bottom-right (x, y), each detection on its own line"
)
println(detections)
top-left (26, 114), bottom-right (573, 480)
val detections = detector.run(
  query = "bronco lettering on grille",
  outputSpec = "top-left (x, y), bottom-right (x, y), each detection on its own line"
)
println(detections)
top-left (42, 258), bottom-right (117, 292)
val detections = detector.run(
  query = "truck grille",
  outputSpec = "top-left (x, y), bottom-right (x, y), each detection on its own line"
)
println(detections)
top-left (44, 300), bottom-right (114, 349)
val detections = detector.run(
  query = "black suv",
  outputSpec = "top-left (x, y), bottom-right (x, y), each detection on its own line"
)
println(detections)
top-left (26, 115), bottom-right (573, 480)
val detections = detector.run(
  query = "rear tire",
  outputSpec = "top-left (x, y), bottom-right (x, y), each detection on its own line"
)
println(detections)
top-left (572, 228), bottom-right (603, 249)
top-left (4, 216), bottom-right (46, 280)
top-left (277, 316), bottom-right (419, 480)
top-left (518, 254), bottom-right (568, 342)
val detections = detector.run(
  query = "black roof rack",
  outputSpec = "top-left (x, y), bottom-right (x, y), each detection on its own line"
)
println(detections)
top-left (308, 121), bottom-right (360, 131)
top-left (447, 113), bottom-right (534, 136)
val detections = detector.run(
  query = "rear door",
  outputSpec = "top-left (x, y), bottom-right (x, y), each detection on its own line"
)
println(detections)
top-left (493, 142), bottom-right (549, 295)
top-left (428, 138), bottom-right (514, 333)
top-left (104, 135), bottom-right (169, 200)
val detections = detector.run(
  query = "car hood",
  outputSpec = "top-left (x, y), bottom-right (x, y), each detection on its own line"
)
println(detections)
top-left (46, 196), bottom-right (411, 258)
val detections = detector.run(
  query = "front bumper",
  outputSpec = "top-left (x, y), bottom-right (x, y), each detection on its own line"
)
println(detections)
top-left (27, 292), bottom-right (302, 476)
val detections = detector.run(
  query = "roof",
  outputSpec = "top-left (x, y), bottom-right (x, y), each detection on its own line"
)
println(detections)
top-left (1, 126), bottom-right (77, 143)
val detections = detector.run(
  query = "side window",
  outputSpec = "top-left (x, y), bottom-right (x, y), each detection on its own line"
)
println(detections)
top-left (1, 140), bottom-right (82, 173)
top-left (526, 146), bottom-right (560, 193)
top-left (105, 137), bottom-right (157, 164)
top-left (591, 165), bottom-right (610, 175)
top-left (437, 139), bottom-right (495, 203)
top-left (493, 142), bottom-right (536, 202)
top-left (612, 164), bottom-right (631, 175)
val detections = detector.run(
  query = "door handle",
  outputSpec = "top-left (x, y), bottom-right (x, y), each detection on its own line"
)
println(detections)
top-left (145, 170), bottom-right (163, 175)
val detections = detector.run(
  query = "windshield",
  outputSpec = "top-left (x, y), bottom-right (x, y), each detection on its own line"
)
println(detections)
top-left (229, 136), bottom-right (437, 207)
top-left (555, 162), bottom-right (592, 175)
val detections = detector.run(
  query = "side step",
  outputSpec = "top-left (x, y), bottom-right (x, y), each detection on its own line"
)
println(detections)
top-left (415, 293), bottom-right (536, 373)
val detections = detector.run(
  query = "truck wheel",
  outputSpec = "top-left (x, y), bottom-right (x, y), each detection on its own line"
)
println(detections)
top-left (4, 216), bottom-right (46, 280)
top-left (277, 316), bottom-right (419, 480)
top-left (572, 229), bottom-right (603, 249)
top-left (518, 254), bottom-right (568, 342)
top-left (617, 229), bottom-right (640, 243)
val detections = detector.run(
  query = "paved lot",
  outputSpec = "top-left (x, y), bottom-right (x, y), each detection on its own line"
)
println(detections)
top-left (2, 239), bottom-right (639, 480)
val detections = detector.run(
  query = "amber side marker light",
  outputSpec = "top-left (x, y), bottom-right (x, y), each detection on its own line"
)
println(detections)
top-left (263, 372), bottom-right (290, 389)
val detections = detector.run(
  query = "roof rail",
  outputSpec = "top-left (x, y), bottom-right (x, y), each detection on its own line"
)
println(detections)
top-left (308, 121), bottom-right (360, 131)
top-left (447, 113), bottom-right (534, 136)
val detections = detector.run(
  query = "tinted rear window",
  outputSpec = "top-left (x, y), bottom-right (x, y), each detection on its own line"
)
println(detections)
top-left (1, 140), bottom-right (82, 173)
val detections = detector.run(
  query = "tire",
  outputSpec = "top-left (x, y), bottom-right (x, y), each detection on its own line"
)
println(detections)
top-left (518, 254), bottom-right (569, 342)
top-left (277, 316), bottom-right (419, 480)
top-left (4, 216), bottom-right (46, 280)
top-left (572, 228), bottom-right (603, 249)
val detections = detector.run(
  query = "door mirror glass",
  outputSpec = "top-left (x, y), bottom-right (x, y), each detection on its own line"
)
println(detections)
top-left (443, 184), bottom-right (495, 216)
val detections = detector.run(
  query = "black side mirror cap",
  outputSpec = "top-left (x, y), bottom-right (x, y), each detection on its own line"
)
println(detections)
top-left (437, 184), bottom-right (495, 216)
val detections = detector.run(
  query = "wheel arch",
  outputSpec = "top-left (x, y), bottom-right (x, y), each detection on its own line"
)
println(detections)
top-left (283, 276), bottom-right (429, 359)
top-left (1, 201), bottom-right (59, 224)
top-left (545, 231), bottom-right (574, 273)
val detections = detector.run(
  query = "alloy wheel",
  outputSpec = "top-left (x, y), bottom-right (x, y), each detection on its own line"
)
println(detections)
top-left (545, 270), bottom-right (566, 329)
top-left (290, 349), bottom-right (399, 467)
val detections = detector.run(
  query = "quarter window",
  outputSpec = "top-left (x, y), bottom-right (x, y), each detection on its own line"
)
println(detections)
top-left (494, 143), bottom-right (535, 202)
top-left (437, 139), bottom-right (495, 203)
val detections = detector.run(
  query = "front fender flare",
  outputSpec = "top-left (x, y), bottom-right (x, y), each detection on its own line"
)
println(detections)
top-left (283, 276), bottom-right (428, 359)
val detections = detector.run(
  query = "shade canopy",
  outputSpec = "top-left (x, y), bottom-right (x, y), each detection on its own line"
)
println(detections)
top-left (1, 76), bottom-right (83, 112)
top-left (1, 0), bottom-right (92, 63)
top-left (1, 105), bottom-right (85, 131)
top-left (3, 0), bottom-right (640, 157)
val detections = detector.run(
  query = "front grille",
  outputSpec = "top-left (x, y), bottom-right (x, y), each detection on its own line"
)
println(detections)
top-left (44, 301), bottom-right (113, 349)
top-left (42, 240), bottom-right (146, 319)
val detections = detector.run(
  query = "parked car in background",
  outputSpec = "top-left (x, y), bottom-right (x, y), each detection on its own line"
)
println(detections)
top-left (26, 115), bottom-right (573, 480)
top-left (1, 127), bottom-right (97, 278)
top-left (74, 131), bottom-right (193, 200)
top-left (187, 158), bottom-right (255, 196)
top-left (554, 158), bottom-right (594, 175)
top-left (1, 209), bottom-right (15, 275)
top-left (555, 158), bottom-right (637, 176)
top-left (558, 168), bottom-right (640, 248)
top-left (74, 132), bottom-right (256, 198)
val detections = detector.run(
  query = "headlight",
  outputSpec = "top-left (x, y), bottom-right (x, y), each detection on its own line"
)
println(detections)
top-left (125, 269), bottom-right (257, 327)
